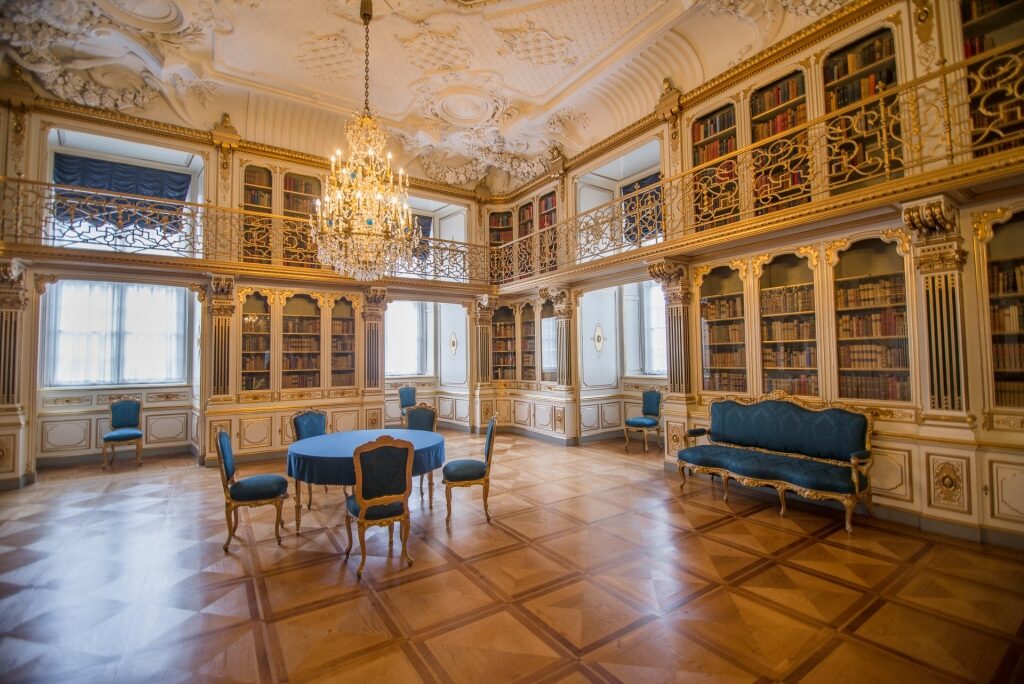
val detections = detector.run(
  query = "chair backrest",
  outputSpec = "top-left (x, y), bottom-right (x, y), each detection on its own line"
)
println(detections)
top-left (216, 430), bottom-right (236, 485)
top-left (483, 417), bottom-right (497, 469)
top-left (110, 399), bottom-right (141, 429)
top-left (642, 390), bottom-right (662, 418)
top-left (406, 403), bottom-right (437, 432)
top-left (353, 436), bottom-right (413, 516)
top-left (398, 386), bottom-right (417, 409)
top-left (293, 410), bottom-right (327, 441)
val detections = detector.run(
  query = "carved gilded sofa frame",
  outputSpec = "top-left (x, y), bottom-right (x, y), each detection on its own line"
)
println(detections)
top-left (678, 391), bottom-right (874, 533)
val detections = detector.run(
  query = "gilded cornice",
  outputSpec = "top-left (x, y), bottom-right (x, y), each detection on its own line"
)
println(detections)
top-left (563, 112), bottom-right (663, 177)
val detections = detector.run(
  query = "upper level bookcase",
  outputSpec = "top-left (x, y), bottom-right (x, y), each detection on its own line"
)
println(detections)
top-left (961, 0), bottom-right (1024, 157)
top-left (823, 29), bottom-right (901, 193)
top-left (517, 202), bottom-right (535, 278)
top-left (692, 104), bottom-right (739, 229)
top-left (488, 211), bottom-right (513, 246)
top-left (622, 172), bottom-right (662, 243)
top-left (751, 71), bottom-right (810, 215)
top-left (700, 265), bottom-right (747, 393)
top-left (242, 165), bottom-right (273, 264)
top-left (282, 172), bottom-right (321, 267)
top-left (539, 191), bottom-right (557, 273)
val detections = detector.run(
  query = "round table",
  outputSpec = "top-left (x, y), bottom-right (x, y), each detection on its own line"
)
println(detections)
top-left (287, 429), bottom-right (445, 531)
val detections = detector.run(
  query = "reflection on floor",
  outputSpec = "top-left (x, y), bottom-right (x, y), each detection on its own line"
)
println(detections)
top-left (2, 430), bottom-right (1023, 682)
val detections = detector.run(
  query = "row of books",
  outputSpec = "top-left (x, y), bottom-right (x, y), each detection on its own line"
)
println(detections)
top-left (990, 303), bottom-right (1023, 332)
top-left (836, 277), bottom-right (905, 308)
top-left (332, 371), bottom-right (356, 385)
top-left (331, 357), bottom-right (354, 370)
top-left (693, 107), bottom-right (736, 143)
top-left (244, 167), bottom-right (271, 185)
top-left (493, 368), bottom-right (516, 380)
top-left (283, 176), bottom-right (318, 194)
top-left (331, 319), bottom-right (355, 335)
top-left (493, 323), bottom-right (515, 337)
top-left (242, 320), bottom-right (270, 334)
top-left (489, 213), bottom-right (512, 228)
top-left (284, 197), bottom-right (317, 214)
top-left (961, 0), bottom-right (1019, 22)
top-left (242, 338), bottom-right (270, 352)
top-left (751, 78), bottom-right (806, 116)
top-left (760, 285), bottom-right (814, 314)
top-left (282, 374), bottom-right (320, 389)
top-left (989, 260), bottom-right (1024, 295)
top-left (762, 347), bottom-right (817, 368)
top-left (693, 137), bottom-right (737, 164)
top-left (331, 339), bottom-right (354, 353)
top-left (825, 70), bottom-right (897, 111)
top-left (752, 105), bottom-right (807, 141)
top-left (762, 318), bottom-right (815, 340)
top-left (837, 310), bottom-right (908, 337)
top-left (522, 353), bottom-right (535, 365)
top-left (764, 374), bottom-right (818, 396)
top-left (838, 344), bottom-right (909, 369)
top-left (283, 317), bottom-right (320, 334)
top-left (839, 374), bottom-right (910, 402)
top-left (490, 229), bottom-right (513, 244)
top-left (282, 355), bottom-right (318, 370)
top-left (963, 34), bottom-right (997, 58)
top-left (706, 351), bottom-right (745, 367)
top-left (493, 340), bottom-right (515, 352)
top-left (243, 189), bottom-right (272, 208)
top-left (283, 338), bottom-right (319, 352)
top-left (995, 380), bottom-right (1024, 407)
top-left (540, 193), bottom-right (557, 213)
top-left (704, 324), bottom-right (744, 343)
top-left (241, 357), bottom-right (270, 371)
top-left (823, 34), bottom-right (895, 83)
top-left (701, 297), bottom-right (743, 319)
top-left (703, 371), bottom-right (748, 393)
top-left (242, 375), bottom-right (270, 391)
top-left (993, 342), bottom-right (1024, 371)
top-left (492, 352), bottom-right (515, 364)
top-left (753, 169), bottom-right (808, 197)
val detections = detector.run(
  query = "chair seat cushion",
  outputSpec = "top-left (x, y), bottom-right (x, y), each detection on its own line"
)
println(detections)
top-left (625, 416), bottom-right (658, 428)
top-left (229, 474), bottom-right (288, 501)
top-left (443, 459), bottom-right (487, 482)
top-left (678, 444), bottom-right (867, 495)
top-left (103, 428), bottom-right (143, 442)
top-left (346, 496), bottom-right (405, 521)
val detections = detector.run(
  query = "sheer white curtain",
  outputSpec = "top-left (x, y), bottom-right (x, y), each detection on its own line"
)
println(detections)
top-left (44, 280), bottom-right (189, 386)
top-left (384, 301), bottom-right (435, 376)
top-left (642, 281), bottom-right (667, 375)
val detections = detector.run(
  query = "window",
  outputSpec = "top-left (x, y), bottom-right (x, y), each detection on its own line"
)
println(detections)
top-left (43, 280), bottom-right (190, 386)
top-left (541, 317), bottom-right (558, 374)
top-left (623, 280), bottom-right (667, 375)
top-left (385, 300), bottom-right (435, 376)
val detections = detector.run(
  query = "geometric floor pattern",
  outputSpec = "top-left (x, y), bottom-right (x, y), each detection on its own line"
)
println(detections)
top-left (2, 430), bottom-right (1023, 683)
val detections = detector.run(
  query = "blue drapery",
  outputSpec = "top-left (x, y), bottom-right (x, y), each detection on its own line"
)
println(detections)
top-left (52, 153), bottom-right (192, 230)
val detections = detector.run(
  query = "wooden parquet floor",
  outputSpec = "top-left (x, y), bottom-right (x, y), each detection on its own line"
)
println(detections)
top-left (2, 430), bottom-right (1023, 683)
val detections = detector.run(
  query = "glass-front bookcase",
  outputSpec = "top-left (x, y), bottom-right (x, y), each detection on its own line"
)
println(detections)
top-left (521, 302), bottom-right (537, 381)
top-left (692, 104), bottom-right (739, 229)
top-left (241, 292), bottom-right (271, 392)
top-left (281, 294), bottom-right (321, 390)
top-left (750, 70), bottom-right (810, 214)
top-left (492, 306), bottom-right (516, 381)
top-left (700, 265), bottom-right (747, 393)
top-left (539, 192), bottom-right (557, 273)
top-left (282, 172), bottom-right (321, 267)
top-left (517, 202), bottom-right (534, 279)
top-left (242, 165), bottom-right (273, 264)
top-left (331, 297), bottom-right (357, 387)
top-left (988, 213), bottom-right (1024, 407)
top-left (759, 254), bottom-right (819, 396)
top-left (833, 238), bottom-right (910, 402)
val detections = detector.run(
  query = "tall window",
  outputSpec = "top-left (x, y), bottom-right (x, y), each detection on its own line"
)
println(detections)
top-left (385, 300), bottom-right (435, 376)
top-left (43, 280), bottom-right (190, 386)
top-left (623, 280), bottom-right (667, 375)
top-left (541, 317), bottom-right (558, 374)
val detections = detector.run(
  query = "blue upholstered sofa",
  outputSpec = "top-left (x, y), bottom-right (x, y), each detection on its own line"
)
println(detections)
top-left (678, 391), bottom-right (873, 532)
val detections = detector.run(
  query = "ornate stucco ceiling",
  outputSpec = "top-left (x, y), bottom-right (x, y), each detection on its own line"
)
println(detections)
top-left (0, 0), bottom-right (847, 192)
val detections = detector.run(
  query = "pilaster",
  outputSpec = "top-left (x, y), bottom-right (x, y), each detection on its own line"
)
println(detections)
top-left (539, 287), bottom-right (575, 388)
top-left (362, 287), bottom-right (388, 392)
top-left (206, 275), bottom-right (236, 400)
top-left (648, 259), bottom-right (691, 396)
top-left (473, 295), bottom-right (497, 385)
top-left (0, 259), bottom-right (28, 488)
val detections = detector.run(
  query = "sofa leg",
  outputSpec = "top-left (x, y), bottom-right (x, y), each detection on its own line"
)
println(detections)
top-left (721, 475), bottom-right (729, 501)
top-left (777, 487), bottom-right (787, 516)
top-left (843, 501), bottom-right (854, 533)
top-left (678, 463), bottom-right (687, 489)
top-left (623, 428), bottom-right (630, 451)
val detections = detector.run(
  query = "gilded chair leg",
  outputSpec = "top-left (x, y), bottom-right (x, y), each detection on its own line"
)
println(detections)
top-left (307, 481), bottom-right (313, 510)
top-left (135, 440), bottom-right (142, 467)
top-left (722, 475), bottom-right (730, 501)
top-left (101, 443), bottom-right (107, 470)
top-left (223, 503), bottom-right (235, 552)
top-left (343, 513), bottom-right (353, 558)
top-left (444, 484), bottom-right (453, 525)
top-left (678, 463), bottom-right (687, 489)
top-left (356, 523), bottom-right (368, 578)
top-left (623, 428), bottom-right (630, 450)
top-left (274, 500), bottom-right (283, 545)
top-left (777, 487), bottom-right (787, 516)
top-left (428, 471), bottom-right (434, 508)
top-left (642, 430), bottom-right (649, 452)
top-left (843, 500), bottom-right (854, 533)
top-left (400, 517), bottom-right (413, 568)
top-left (388, 522), bottom-right (394, 547)
top-left (482, 481), bottom-right (491, 522)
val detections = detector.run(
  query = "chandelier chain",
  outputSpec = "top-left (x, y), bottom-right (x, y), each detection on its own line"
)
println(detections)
top-left (363, 19), bottom-right (370, 115)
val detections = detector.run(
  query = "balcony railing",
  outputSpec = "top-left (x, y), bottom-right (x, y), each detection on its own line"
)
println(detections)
top-left (0, 42), bottom-right (1021, 289)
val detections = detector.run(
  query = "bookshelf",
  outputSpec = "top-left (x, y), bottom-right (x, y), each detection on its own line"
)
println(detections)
top-left (759, 254), bottom-right (819, 396)
top-left (282, 172), bottom-right (321, 267)
top-left (751, 71), bottom-right (810, 215)
top-left (833, 238), bottom-right (911, 402)
top-left (241, 293), bottom-right (272, 392)
top-left (489, 211), bottom-right (513, 246)
top-left (331, 297), bottom-right (357, 388)
top-left (281, 294), bottom-right (321, 390)
top-left (492, 306), bottom-right (516, 381)
top-left (521, 303), bottom-right (537, 381)
top-left (622, 172), bottom-right (663, 243)
top-left (700, 266), bottom-right (747, 393)
top-left (242, 165), bottom-right (273, 264)
top-left (988, 214), bottom-right (1024, 407)
top-left (960, 0), bottom-right (1024, 157)
top-left (518, 201), bottom-right (534, 278)
top-left (539, 191), bottom-right (557, 273)
top-left (823, 29), bottom-right (901, 193)
top-left (692, 104), bottom-right (739, 229)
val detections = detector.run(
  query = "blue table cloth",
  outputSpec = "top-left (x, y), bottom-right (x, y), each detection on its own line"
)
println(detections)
top-left (287, 429), bottom-right (445, 486)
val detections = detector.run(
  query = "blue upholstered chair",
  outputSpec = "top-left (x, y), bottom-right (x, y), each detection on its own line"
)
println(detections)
top-left (344, 436), bottom-right (414, 578)
top-left (292, 409), bottom-right (328, 509)
top-left (216, 430), bottom-right (288, 552)
top-left (398, 386), bottom-right (416, 425)
top-left (102, 399), bottom-right (143, 470)
top-left (624, 390), bottom-right (663, 452)
top-left (405, 403), bottom-right (439, 505)
top-left (443, 417), bottom-right (497, 524)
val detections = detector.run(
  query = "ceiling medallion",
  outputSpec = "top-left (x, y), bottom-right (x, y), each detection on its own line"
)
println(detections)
top-left (311, 0), bottom-right (416, 282)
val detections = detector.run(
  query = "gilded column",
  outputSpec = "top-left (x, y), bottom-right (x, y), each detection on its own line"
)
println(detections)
top-left (648, 260), bottom-right (691, 395)
top-left (362, 287), bottom-right (388, 391)
top-left (0, 260), bottom-right (28, 487)
top-left (540, 288), bottom-right (575, 388)
top-left (903, 196), bottom-right (969, 413)
top-left (206, 275), bottom-right (236, 399)
top-left (474, 295), bottom-right (496, 384)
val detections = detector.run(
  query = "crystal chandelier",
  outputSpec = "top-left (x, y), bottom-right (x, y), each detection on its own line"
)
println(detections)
top-left (311, 0), bottom-right (415, 281)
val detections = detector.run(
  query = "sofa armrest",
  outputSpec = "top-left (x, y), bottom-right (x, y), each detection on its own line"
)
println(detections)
top-left (684, 427), bottom-right (707, 449)
top-left (850, 450), bottom-right (870, 464)
top-left (849, 450), bottom-right (871, 494)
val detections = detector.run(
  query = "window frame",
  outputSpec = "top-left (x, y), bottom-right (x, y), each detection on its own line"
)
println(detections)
top-left (384, 300), bottom-right (436, 378)
top-left (623, 280), bottom-right (668, 377)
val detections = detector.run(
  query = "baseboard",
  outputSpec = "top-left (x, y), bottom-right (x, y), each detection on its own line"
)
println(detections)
top-left (483, 424), bottom-right (576, 445)
top-left (36, 446), bottom-right (196, 469)
top-left (437, 420), bottom-right (471, 433)
top-left (580, 430), bottom-right (664, 448)
top-left (0, 472), bottom-right (36, 491)
top-left (662, 462), bottom-right (1024, 550)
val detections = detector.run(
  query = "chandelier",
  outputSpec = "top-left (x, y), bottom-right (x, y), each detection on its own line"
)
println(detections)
top-left (311, 0), bottom-right (415, 281)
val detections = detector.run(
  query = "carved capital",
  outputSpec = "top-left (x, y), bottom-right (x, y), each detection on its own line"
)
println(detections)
top-left (902, 196), bottom-right (959, 239)
top-left (539, 287), bottom-right (574, 319)
top-left (0, 260), bottom-right (27, 311)
top-left (208, 274), bottom-right (234, 298)
top-left (915, 241), bottom-right (967, 274)
top-left (473, 294), bottom-right (497, 326)
top-left (362, 286), bottom-right (388, 322)
top-left (650, 261), bottom-right (692, 308)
